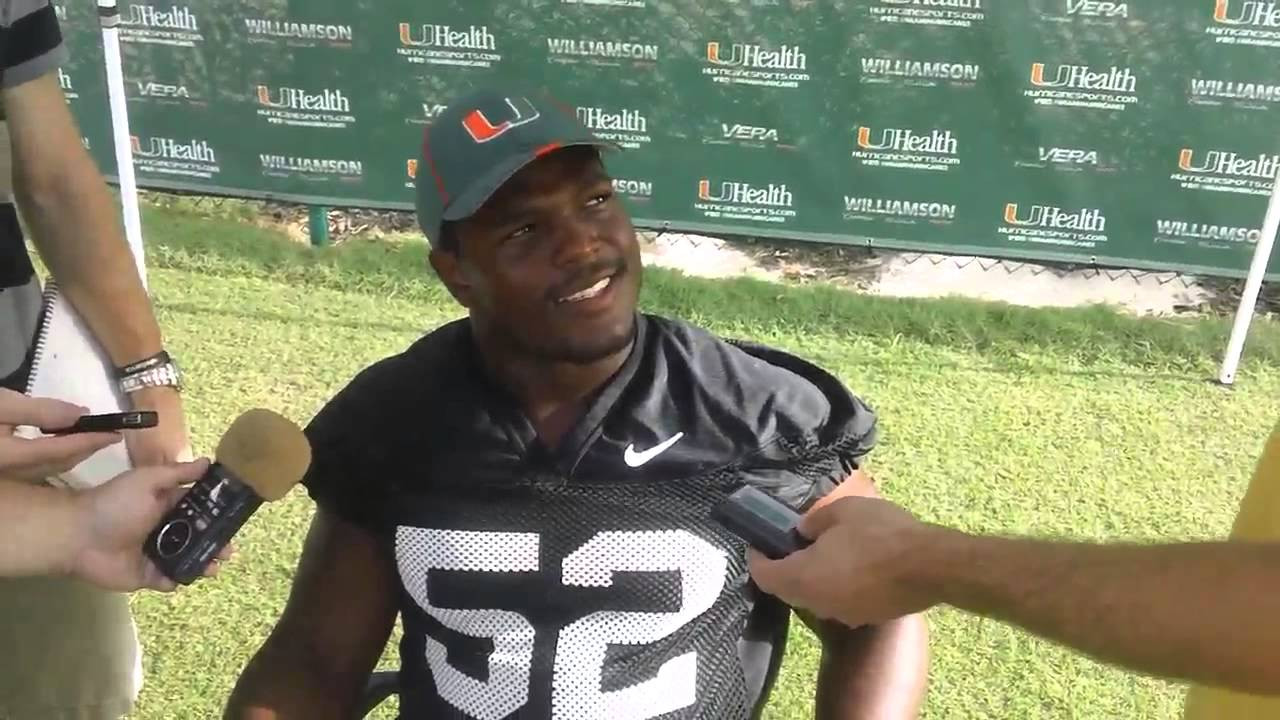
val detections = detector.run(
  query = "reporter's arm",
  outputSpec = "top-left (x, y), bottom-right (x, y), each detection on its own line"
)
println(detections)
top-left (224, 509), bottom-right (398, 719)
top-left (0, 459), bottom-right (217, 591)
top-left (914, 528), bottom-right (1280, 695)
top-left (3, 73), bottom-right (188, 464)
top-left (751, 497), bottom-right (1280, 697)
top-left (0, 480), bottom-right (84, 577)
top-left (4, 73), bottom-right (161, 369)
top-left (806, 473), bottom-right (929, 719)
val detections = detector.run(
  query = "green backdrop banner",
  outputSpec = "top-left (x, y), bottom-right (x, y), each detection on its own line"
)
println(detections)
top-left (56, 0), bottom-right (1280, 279)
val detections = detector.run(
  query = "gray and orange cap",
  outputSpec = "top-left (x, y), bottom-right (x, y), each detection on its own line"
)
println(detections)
top-left (415, 89), bottom-right (616, 247)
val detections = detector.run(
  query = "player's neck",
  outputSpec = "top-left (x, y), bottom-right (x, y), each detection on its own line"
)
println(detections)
top-left (481, 339), bottom-right (633, 448)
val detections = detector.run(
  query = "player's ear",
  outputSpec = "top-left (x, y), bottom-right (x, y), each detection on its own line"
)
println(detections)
top-left (429, 248), bottom-right (475, 309)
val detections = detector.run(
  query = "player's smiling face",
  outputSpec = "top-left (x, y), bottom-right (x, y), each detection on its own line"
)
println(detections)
top-left (439, 145), bottom-right (642, 364)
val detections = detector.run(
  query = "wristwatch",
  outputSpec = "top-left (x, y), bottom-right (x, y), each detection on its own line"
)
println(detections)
top-left (116, 351), bottom-right (184, 394)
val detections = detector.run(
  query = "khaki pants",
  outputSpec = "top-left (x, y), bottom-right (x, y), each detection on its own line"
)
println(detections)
top-left (0, 576), bottom-right (141, 720)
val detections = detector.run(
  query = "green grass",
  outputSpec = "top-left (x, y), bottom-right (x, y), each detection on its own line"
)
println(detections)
top-left (110, 201), bottom-right (1280, 719)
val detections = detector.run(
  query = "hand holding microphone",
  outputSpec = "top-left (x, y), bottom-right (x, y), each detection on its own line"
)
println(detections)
top-left (0, 402), bottom-right (307, 591)
top-left (144, 408), bottom-right (311, 586)
top-left (71, 458), bottom-right (231, 592)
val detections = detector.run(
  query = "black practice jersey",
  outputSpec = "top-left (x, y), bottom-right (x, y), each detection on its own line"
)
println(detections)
top-left (303, 313), bottom-right (878, 720)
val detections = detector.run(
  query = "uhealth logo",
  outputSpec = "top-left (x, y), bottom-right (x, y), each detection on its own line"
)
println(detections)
top-left (1000, 203), bottom-right (1108, 248)
top-left (1214, 0), bottom-right (1280, 25)
top-left (397, 23), bottom-right (501, 67)
top-left (706, 42), bottom-right (806, 68)
top-left (1174, 148), bottom-right (1280, 195)
top-left (1208, 1), bottom-right (1280, 46)
top-left (257, 86), bottom-right (350, 112)
top-left (695, 179), bottom-right (796, 224)
top-left (255, 85), bottom-right (355, 129)
top-left (129, 135), bottom-right (219, 179)
top-left (1025, 62), bottom-right (1138, 110)
top-left (1029, 63), bottom-right (1136, 91)
top-left (703, 41), bottom-right (810, 88)
top-left (121, 4), bottom-right (202, 46)
top-left (575, 106), bottom-right (650, 148)
top-left (853, 126), bottom-right (960, 172)
top-left (1003, 203), bottom-right (1105, 230)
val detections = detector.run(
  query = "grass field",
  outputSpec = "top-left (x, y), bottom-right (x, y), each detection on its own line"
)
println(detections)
top-left (109, 199), bottom-right (1280, 719)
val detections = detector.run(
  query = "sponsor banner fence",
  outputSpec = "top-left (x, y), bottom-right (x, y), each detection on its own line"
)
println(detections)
top-left (56, 0), bottom-right (1280, 279)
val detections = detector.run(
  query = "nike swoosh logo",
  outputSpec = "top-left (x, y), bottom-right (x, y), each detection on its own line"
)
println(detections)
top-left (623, 432), bottom-right (685, 467)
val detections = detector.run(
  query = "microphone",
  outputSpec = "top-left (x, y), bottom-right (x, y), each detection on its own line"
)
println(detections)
top-left (143, 408), bottom-right (311, 585)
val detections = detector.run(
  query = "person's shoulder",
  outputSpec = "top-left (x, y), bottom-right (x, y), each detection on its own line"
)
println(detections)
top-left (308, 318), bottom-right (471, 434)
top-left (345, 318), bottom-right (467, 391)
top-left (640, 313), bottom-right (877, 458)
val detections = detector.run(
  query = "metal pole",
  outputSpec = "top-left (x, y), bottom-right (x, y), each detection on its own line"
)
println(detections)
top-left (1219, 164), bottom-right (1280, 385)
top-left (97, 0), bottom-right (147, 287)
top-left (309, 206), bottom-right (330, 247)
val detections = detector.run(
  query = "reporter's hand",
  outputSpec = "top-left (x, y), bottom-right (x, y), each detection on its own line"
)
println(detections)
top-left (0, 387), bottom-right (121, 483)
top-left (70, 457), bottom-right (233, 592)
top-left (746, 496), bottom-right (943, 627)
top-left (124, 385), bottom-right (193, 466)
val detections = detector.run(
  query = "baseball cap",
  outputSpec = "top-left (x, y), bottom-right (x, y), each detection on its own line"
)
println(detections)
top-left (415, 88), bottom-right (616, 247)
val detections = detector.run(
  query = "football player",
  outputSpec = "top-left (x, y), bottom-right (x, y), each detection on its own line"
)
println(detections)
top-left (225, 89), bottom-right (929, 720)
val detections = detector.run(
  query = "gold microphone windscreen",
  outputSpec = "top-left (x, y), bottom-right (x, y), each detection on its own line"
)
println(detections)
top-left (214, 409), bottom-right (312, 502)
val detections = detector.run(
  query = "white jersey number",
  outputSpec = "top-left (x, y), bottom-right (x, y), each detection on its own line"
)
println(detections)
top-left (396, 528), bottom-right (729, 720)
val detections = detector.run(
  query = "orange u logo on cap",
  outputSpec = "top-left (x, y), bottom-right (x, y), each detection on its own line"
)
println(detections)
top-left (462, 97), bottom-right (540, 143)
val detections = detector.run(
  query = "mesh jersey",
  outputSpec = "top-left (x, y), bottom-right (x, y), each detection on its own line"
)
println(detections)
top-left (303, 313), bottom-right (879, 720)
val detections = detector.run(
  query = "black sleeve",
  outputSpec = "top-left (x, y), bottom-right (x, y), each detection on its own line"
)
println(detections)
top-left (729, 340), bottom-right (879, 513)
top-left (301, 365), bottom-right (395, 536)
top-left (1, 1), bottom-right (69, 89)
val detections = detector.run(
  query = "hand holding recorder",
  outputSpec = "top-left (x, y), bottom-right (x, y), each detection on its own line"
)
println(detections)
top-left (143, 408), bottom-right (311, 585)
top-left (69, 458), bottom-right (231, 592)
top-left (0, 389), bottom-right (216, 590)
top-left (2, 394), bottom-right (309, 592)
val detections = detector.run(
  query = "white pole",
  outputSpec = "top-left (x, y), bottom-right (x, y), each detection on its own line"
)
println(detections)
top-left (96, 0), bottom-right (147, 288)
top-left (1219, 164), bottom-right (1280, 385)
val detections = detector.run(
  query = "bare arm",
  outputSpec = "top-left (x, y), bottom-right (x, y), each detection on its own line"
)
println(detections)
top-left (921, 530), bottom-right (1280, 694)
top-left (3, 73), bottom-right (188, 464)
top-left (804, 473), bottom-right (929, 719)
top-left (750, 497), bottom-right (1280, 697)
top-left (0, 459), bottom-right (224, 591)
top-left (224, 509), bottom-right (398, 719)
top-left (0, 479), bottom-right (84, 577)
top-left (811, 616), bottom-right (930, 720)
top-left (4, 73), bottom-right (160, 367)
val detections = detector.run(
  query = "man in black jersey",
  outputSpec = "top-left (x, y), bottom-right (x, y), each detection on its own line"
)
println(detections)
top-left (226, 89), bottom-right (929, 720)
